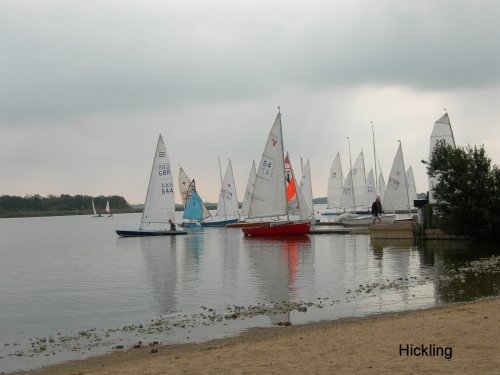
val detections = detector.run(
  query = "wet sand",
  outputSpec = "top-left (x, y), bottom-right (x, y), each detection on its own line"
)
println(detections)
top-left (12, 297), bottom-right (500, 375)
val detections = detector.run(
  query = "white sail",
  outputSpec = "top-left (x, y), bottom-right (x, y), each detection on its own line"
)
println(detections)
top-left (178, 167), bottom-right (191, 207)
top-left (327, 153), bottom-right (343, 209)
top-left (429, 113), bottom-right (455, 203)
top-left (352, 151), bottom-right (367, 208)
top-left (378, 170), bottom-right (386, 202)
top-left (215, 160), bottom-right (240, 219)
top-left (92, 198), bottom-right (97, 216)
top-left (140, 134), bottom-right (175, 230)
top-left (299, 158), bottom-right (314, 216)
top-left (293, 163), bottom-right (312, 220)
top-left (383, 143), bottom-right (410, 212)
top-left (105, 201), bottom-right (111, 216)
top-left (240, 160), bottom-right (256, 218)
top-left (340, 170), bottom-right (354, 210)
top-left (364, 168), bottom-right (377, 208)
top-left (406, 166), bottom-right (418, 208)
top-left (247, 113), bottom-right (287, 219)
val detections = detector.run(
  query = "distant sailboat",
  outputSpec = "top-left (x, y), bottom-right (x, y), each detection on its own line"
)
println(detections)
top-left (378, 168), bottom-right (386, 203)
top-left (324, 152), bottom-right (344, 215)
top-left (183, 179), bottom-right (212, 223)
top-left (201, 159), bottom-right (240, 227)
top-left (406, 166), bottom-right (418, 208)
top-left (178, 167), bottom-right (209, 227)
top-left (91, 198), bottom-right (102, 217)
top-left (383, 142), bottom-right (411, 213)
top-left (115, 135), bottom-right (187, 237)
top-left (429, 113), bottom-right (455, 203)
top-left (240, 160), bottom-right (257, 218)
top-left (352, 151), bottom-right (367, 210)
top-left (104, 201), bottom-right (112, 217)
top-left (364, 168), bottom-right (377, 209)
top-left (299, 158), bottom-right (315, 220)
top-left (242, 110), bottom-right (310, 236)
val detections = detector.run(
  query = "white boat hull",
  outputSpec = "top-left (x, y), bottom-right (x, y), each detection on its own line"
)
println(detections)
top-left (341, 214), bottom-right (396, 226)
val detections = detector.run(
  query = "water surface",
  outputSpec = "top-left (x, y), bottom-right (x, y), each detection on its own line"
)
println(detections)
top-left (0, 213), bottom-right (499, 372)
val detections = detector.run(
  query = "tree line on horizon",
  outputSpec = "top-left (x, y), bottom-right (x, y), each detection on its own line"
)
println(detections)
top-left (0, 194), bottom-right (131, 216)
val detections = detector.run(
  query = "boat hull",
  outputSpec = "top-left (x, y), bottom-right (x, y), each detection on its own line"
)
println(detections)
top-left (200, 218), bottom-right (238, 227)
top-left (226, 221), bottom-right (271, 228)
top-left (242, 222), bottom-right (310, 236)
top-left (341, 214), bottom-right (396, 226)
top-left (116, 229), bottom-right (187, 237)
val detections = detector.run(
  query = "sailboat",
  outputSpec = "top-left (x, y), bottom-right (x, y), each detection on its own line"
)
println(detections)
top-left (382, 142), bottom-right (411, 214)
top-left (178, 167), bottom-right (209, 227)
top-left (352, 151), bottom-right (367, 212)
top-left (104, 201), bottom-right (112, 217)
top-left (429, 112), bottom-right (455, 203)
top-left (323, 152), bottom-right (344, 215)
top-left (241, 160), bottom-right (257, 219)
top-left (115, 135), bottom-right (187, 237)
top-left (364, 168), bottom-right (377, 209)
top-left (183, 179), bottom-right (212, 224)
top-left (299, 158), bottom-right (315, 222)
top-left (201, 159), bottom-right (240, 227)
top-left (406, 166), bottom-right (418, 209)
top-left (242, 110), bottom-right (311, 236)
top-left (378, 167), bottom-right (386, 203)
top-left (91, 198), bottom-right (102, 217)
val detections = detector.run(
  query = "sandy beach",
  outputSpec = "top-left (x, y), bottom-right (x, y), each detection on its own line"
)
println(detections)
top-left (11, 297), bottom-right (499, 375)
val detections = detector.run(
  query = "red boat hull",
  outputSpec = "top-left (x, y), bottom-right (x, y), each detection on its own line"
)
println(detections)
top-left (242, 222), bottom-right (310, 236)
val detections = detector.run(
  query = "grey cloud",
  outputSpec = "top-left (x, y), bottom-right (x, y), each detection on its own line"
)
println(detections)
top-left (0, 0), bottom-right (499, 122)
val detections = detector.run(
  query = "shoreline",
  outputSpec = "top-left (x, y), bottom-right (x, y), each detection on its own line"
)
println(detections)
top-left (11, 296), bottom-right (500, 375)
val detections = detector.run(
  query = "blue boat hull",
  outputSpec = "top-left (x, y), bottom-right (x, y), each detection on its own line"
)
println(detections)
top-left (200, 218), bottom-right (238, 227)
top-left (116, 229), bottom-right (187, 237)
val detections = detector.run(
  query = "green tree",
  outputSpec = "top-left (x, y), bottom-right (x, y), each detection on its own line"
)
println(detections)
top-left (427, 144), bottom-right (500, 239)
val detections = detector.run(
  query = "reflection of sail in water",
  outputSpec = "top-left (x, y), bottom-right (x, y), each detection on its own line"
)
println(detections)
top-left (244, 237), bottom-right (312, 303)
top-left (139, 237), bottom-right (179, 314)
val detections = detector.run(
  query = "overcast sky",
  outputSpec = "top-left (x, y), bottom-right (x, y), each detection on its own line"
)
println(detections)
top-left (1, 0), bottom-right (499, 205)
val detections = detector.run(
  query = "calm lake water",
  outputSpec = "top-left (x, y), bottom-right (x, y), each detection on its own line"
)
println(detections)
top-left (1, 211), bottom-right (499, 372)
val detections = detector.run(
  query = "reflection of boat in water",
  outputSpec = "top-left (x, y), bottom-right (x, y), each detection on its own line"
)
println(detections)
top-left (243, 235), bottom-right (313, 306)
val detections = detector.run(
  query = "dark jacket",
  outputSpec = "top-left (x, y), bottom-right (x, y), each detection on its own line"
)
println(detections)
top-left (371, 200), bottom-right (382, 216)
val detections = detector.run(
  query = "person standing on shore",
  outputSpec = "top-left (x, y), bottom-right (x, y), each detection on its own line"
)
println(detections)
top-left (371, 196), bottom-right (382, 224)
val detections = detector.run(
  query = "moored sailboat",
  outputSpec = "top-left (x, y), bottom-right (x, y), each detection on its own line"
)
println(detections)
top-left (201, 159), bottom-right (239, 227)
top-left (182, 179), bottom-right (212, 225)
top-left (116, 135), bottom-right (187, 237)
top-left (242, 110), bottom-right (310, 236)
top-left (429, 112), bottom-right (456, 203)
top-left (323, 152), bottom-right (344, 215)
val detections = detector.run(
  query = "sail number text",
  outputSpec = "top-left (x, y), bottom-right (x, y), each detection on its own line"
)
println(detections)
top-left (435, 139), bottom-right (447, 147)
top-left (261, 159), bottom-right (274, 177)
top-left (161, 182), bottom-right (174, 194)
top-left (389, 178), bottom-right (400, 189)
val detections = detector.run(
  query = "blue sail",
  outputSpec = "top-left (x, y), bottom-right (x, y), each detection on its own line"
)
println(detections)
top-left (183, 191), bottom-right (204, 220)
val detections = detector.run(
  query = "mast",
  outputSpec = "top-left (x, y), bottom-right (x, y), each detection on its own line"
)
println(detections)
top-left (371, 121), bottom-right (379, 196)
top-left (278, 106), bottom-right (289, 222)
top-left (347, 137), bottom-right (356, 212)
top-left (218, 156), bottom-right (227, 220)
top-left (399, 140), bottom-right (411, 216)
